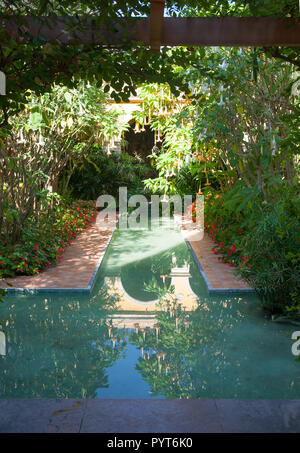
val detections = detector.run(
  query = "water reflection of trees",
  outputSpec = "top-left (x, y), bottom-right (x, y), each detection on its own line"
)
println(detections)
top-left (0, 288), bottom-right (127, 398)
top-left (128, 295), bottom-right (215, 398)
top-left (128, 294), bottom-right (277, 399)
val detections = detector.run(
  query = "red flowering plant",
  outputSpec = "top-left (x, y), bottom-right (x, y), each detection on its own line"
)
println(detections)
top-left (0, 200), bottom-right (97, 278)
top-left (192, 189), bottom-right (249, 268)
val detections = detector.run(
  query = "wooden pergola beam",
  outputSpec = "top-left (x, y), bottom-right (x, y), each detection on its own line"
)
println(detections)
top-left (150, 0), bottom-right (165, 53)
top-left (162, 17), bottom-right (300, 47)
top-left (2, 16), bottom-right (300, 47)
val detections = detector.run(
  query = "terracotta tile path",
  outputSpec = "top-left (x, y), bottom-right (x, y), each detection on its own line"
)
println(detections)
top-left (186, 232), bottom-right (252, 291)
top-left (176, 213), bottom-right (253, 292)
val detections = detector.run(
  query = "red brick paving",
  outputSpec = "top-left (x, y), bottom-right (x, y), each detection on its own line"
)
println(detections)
top-left (187, 233), bottom-right (251, 289)
top-left (176, 212), bottom-right (251, 290)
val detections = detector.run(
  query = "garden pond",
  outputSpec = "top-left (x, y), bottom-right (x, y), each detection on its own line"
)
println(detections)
top-left (0, 217), bottom-right (299, 399)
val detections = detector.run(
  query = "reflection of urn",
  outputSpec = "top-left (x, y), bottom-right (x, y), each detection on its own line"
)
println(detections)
top-left (103, 251), bottom-right (198, 312)
top-left (168, 256), bottom-right (198, 310)
top-left (170, 259), bottom-right (191, 277)
top-left (140, 328), bottom-right (146, 340)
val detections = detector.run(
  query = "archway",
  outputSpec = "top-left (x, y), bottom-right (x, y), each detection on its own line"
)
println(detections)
top-left (124, 119), bottom-right (155, 162)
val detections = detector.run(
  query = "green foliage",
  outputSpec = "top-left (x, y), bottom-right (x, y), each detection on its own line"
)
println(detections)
top-left (188, 47), bottom-right (297, 196)
top-left (180, 0), bottom-right (300, 18)
top-left (237, 192), bottom-right (300, 314)
top-left (67, 148), bottom-right (151, 201)
top-left (204, 186), bottom-right (300, 315)
top-left (140, 48), bottom-right (298, 199)
top-left (203, 191), bottom-right (246, 268)
top-left (0, 288), bottom-right (6, 303)
top-left (0, 10), bottom-right (195, 128)
top-left (0, 81), bottom-right (128, 244)
top-left (174, 160), bottom-right (221, 196)
top-left (0, 200), bottom-right (97, 277)
top-left (132, 83), bottom-right (198, 194)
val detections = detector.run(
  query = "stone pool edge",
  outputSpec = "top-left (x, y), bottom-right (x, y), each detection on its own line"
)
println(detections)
top-left (173, 212), bottom-right (255, 295)
top-left (0, 398), bottom-right (300, 433)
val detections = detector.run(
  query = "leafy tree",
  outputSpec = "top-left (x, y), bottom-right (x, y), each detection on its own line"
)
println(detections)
top-left (189, 47), bottom-right (299, 203)
top-left (0, 80), bottom-right (127, 243)
top-left (66, 147), bottom-right (150, 201)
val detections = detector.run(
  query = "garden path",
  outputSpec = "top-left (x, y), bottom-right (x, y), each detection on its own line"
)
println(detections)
top-left (0, 214), bottom-right (252, 293)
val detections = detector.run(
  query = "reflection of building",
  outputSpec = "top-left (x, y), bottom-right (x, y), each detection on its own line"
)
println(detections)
top-left (0, 331), bottom-right (6, 356)
top-left (103, 257), bottom-right (199, 312)
top-left (108, 314), bottom-right (157, 330)
top-left (104, 90), bottom-right (143, 154)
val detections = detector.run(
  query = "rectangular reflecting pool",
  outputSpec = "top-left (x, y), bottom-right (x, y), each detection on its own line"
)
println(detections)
top-left (0, 217), bottom-right (299, 399)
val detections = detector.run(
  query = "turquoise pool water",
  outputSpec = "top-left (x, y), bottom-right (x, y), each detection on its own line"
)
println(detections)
top-left (0, 217), bottom-right (299, 399)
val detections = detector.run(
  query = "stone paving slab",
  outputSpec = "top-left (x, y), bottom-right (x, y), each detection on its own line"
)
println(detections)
top-left (215, 399), bottom-right (287, 433)
top-left (81, 399), bottom-right (221, 433)
top-left (0, 399), bottom-right (299, 433)
top-left (0, 216), bottom-right (118, 293)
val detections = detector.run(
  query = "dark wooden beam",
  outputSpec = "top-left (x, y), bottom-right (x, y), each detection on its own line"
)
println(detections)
top-left (161, 17), bottom-right (300, 47)
top-left (150, 0), bottom-right (165, 53)
top-left (2, 16), bottom-right (300, 47)
top-left (1, 16), bottom-right (146, 46)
